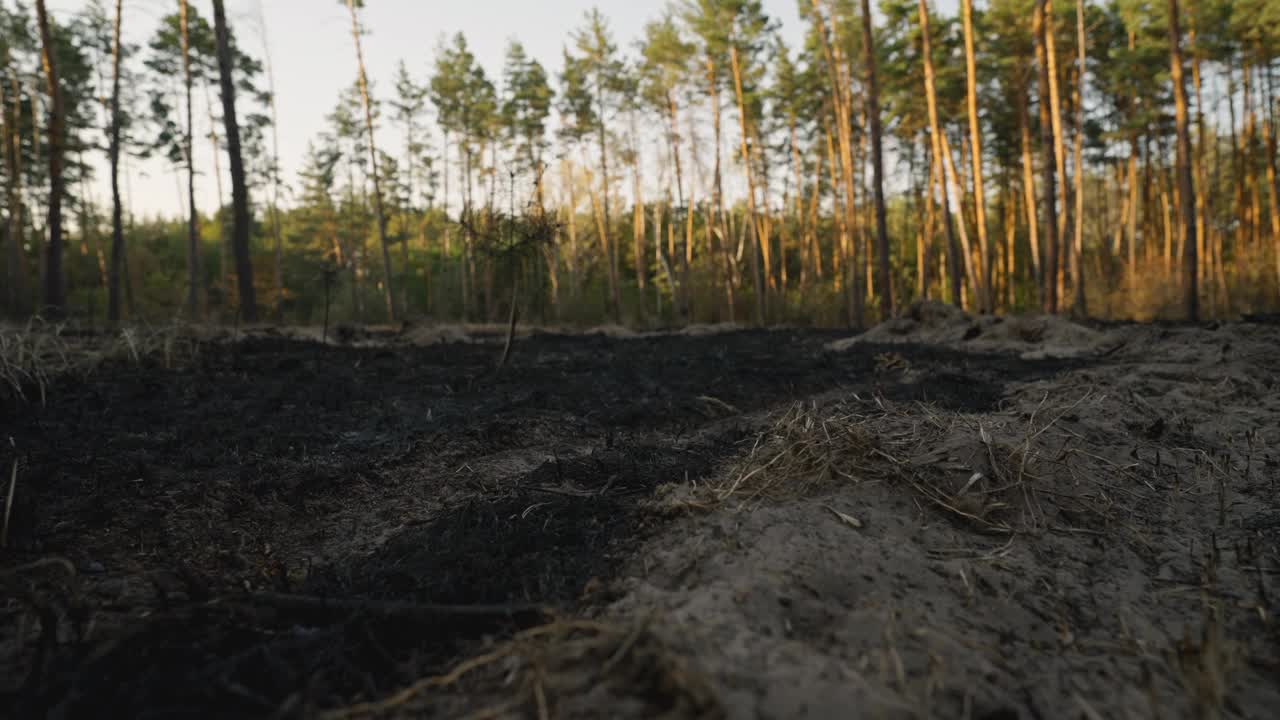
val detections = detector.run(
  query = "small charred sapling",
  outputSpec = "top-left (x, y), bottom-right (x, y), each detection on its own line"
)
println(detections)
top-left (461, 189), bottom-right (558, 370)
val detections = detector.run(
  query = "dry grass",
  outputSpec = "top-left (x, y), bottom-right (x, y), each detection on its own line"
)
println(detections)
top-left (0, 320), bottom-right (201, 404)
top-left (707, 401), bottom-right (886, 505)
top-left (321, 617), bottom-right (723, 719)
top-left (684, 386), bottom-right (1127, 542)
top-left (0, 319), bottom-right (70, 404)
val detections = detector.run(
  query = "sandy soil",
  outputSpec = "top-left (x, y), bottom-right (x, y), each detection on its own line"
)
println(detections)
top-left (1, 312), bottom-right (1276, 718)
top-left (600, 315), bottom-right (1280, 719)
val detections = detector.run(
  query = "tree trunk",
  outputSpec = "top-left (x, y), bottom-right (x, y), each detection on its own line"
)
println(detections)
top-left (1167, 0), bottom-right (1198, 320)
top-left (179, 1), bottom-right (202, 319)
top-left (1189, 24), bottom-right (1208, 305)
top-left (346, 0), bottom-right (396, 322)
top-left (35, 0), bottom-right (65, 316)
top-left (76, 153), bottom-right (108, 293)
top-left (1126, 138), bottom-right (1139, 290)
top-left (683, 107), bottom-right (698, 277)
top-left (595, 67), bottom-right (620, 323)
top-left (940, 133), bottom-right (980, 308)
top-left (1159, 159), bottom-right (1174, 276)
top-left (921, 142), bottom-right (938, 299)
top-left (706, 56), bottom-right (733, 322)
top-left (202, 83), bottom-right (228, 294)
top-left (565, 161), bottom-right (579, 300)
top-left (121, 152), bottom-right (138, 317)
top-left (1263, 71), bottom-right (1280, 297)
top-left (862, 0), bottom-right (893, 319)
top-left (917, 0), bottom-right (962, 308)
top-left (586, 166), bottom-right (613, 316)
top-left (1071, 0), bottom-right (1087, 316)
top-left (1018, 83), bottom-right (1041, 292)
top-left (628, 113), bottom-right (646, 297)
top-left (211, 0), bottom-right (258, 322)
top-left (808, 144), bottom-right (824, 283)
top-left (960, 0), bottom-right (990, 313)
top-left (107, 0), bottom-right (125, 326)
top-left (1043, 0), bottom-right (1069, 305)
top-left (1003, 175), bottom-right (1018, 308)
top-left (812, 1), bottom-right (863, 326)
top-left (824, 125), bottom-right (846, 293)
top-left (1034, 0), bottom-right (1060, 313)
top-left (665, 91), bottom-right (692, 313)
top-left (3, 47), bottom-right (30, 316)
top-left (1242, 62), bottom-right (1258, 252)
top-left (257, 1), bottom-right (285, 321)
top-left (729, 46), bottom-right (766, 326)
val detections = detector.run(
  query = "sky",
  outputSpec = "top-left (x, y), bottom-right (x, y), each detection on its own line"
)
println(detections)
top-left (42, 0), bottom-right (815, 220)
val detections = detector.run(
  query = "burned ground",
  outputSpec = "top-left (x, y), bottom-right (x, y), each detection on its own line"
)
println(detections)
top-left (1, 322), bottom-right (1275, 718)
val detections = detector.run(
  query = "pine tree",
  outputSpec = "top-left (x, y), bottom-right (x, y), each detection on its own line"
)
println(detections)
top-left (563, 9), bottom-right (627, 322)
top-left (500, 41), bottom-right (553, 203)
top-left (1168, 0), bottom-right (1199, 320)
top-left (211, 0), bottom-right (256, 321)
top-left (34, 0), bottom-right (66, 315)
top-left (639, 13), bottom-right (696, 310)
top-left (430, 33), bottom-right (496, 318)
top-left (342, 0), bottom-right (396, 322)
top-left (861, 0), bottom-right (893, 319)
top-left (107, 0), bottom-right (124, 326)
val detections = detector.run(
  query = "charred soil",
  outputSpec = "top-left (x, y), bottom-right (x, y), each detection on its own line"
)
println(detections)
top-left (3, 323), bottom-right (1272, 718)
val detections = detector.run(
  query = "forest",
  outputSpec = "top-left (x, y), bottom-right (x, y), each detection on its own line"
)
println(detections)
top-left (3, 0), bottom-right (1279, 329)
top-left (2, 2), bottom-right (1279, 718)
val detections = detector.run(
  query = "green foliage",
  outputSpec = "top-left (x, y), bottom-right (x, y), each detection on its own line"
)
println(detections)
top-left (6, 0), bottom-right (1280, 325)
top-left (429, 33), bottom-right (495, 151)
top-left (639, 13), bottom-right (695, 115)
top-left (500, 41), bottom-right (553, 177)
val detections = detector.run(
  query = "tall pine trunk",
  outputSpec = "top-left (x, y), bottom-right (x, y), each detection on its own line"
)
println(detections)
top-left (920, 142), bottom-right (938, 299)
top-left (1018, 82), bottom-right (1041, 293)
top-left (940, 133), bottom-right (980, 307)
top-left (628, 112), bottom-right (646, 301)
top-left (666, 92), bottom-right (692, 315)
top-left (706, 56), bottom-right (733, 322)
top-left (1167, 0), bottom-right (1198, 320)
top-left (729, 46), bottom-right (766, 326)
top-left (812, 0), bottom-right (864, 326)
top-left (1042, 0), bottom-right (1068, 303)
top-left (594, 68), bottom-right (620, 323)
top-left (917, 0), bottom-right (962, 308)
top-left (35, 0), bottom-right (66, 316)
top-left (862, 0), bottom-right (893, 319)
top-left (1189, 23), bottom-right (1210, 306)
top-left (107, 0), bottom-right (125, 326)
top-left (211, 0), bottom-right (258, 321)
top-left (3, 45), bottom-right (30, 316)
top-left (960, 0), bottom-right (990, 312)
top-left (1035, 0), bottom-right (1060, 312)
top-left (179, 1), bottom-right (201, 319)
top-left (346, 0), bottom-right (396, 322)
top-left (1071, 0), bottom-right (1087, 315)
top-left (202, 83), bottom-right (228, 293)
top-left (1263, 70), bottom-right (1280, 297)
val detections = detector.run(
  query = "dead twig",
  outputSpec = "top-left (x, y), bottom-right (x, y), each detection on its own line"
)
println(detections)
top-left (245, 591), bottom-right (553, 628)
top-left (2, 437), bottom-right (16, 548)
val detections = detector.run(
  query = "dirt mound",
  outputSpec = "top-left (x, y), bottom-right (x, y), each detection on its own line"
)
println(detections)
top-left (606, 321), bottom-right (1280, 719)
top-left (830, 299), bottom-right (1119, 359)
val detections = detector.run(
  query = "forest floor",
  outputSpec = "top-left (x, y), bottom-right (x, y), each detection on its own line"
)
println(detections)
top-left (1, 305), bottom-right (1277, 719)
